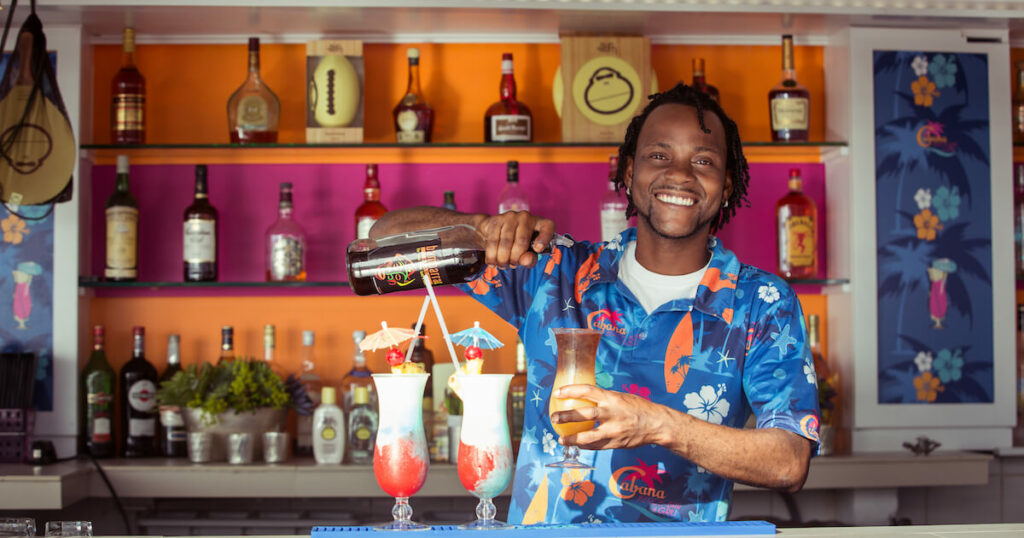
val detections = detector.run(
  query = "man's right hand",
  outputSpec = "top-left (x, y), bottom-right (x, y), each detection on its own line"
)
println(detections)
top-left (473, 210), bottom-right (555, 269)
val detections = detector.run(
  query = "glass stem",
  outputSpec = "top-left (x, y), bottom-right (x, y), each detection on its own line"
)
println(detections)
top-left (476, 497), bottom-right (496, 523)
top-left (393, 496), bottom-right (413, 522)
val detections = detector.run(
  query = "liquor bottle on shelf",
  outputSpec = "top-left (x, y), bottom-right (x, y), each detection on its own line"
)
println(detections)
top-left (266, 182), bottom-right (307, 282)
top-left (1014, 62), bottom-right (1024, 144)
top-left (295, 330), bottom-right (322, 457)
top-left (691, 58), bottom-right (719, 103)
top-left (263, 324), bottom-right (276, 364)
top-left (768, 34), bottom-right (810, 142)
top-left (227, 37), bottom-right (280, 144)
top-left (1015, 164), bottom-right (1024, 278)
top-left (393, 47), bottom-right (434, 144)
top-left (1015, 305), bottom-right (1024, 446)
top-left (219, 326), bottom-right (236, 363)
top-left (497, 160), bottom-right (529, 214)
top-left (158, 334), bottom-right (187, 458)
top-left (183, 164), bottom-right (218, 282)
top-left (409, 323), bottom-right (435, 414)
top-left (341, 330), bottom-right (376, 417)
top-left (600, 155), bottom-right (628, 242)
top-left (508, 338), bottom-right (528, 460)
top-left (120, 326), bottom-right (158, 458)
top-left (347, 385), bottom-right (378, 465)
top-left (484, 52), bottom-right (532, 143)
top-left (776, 168), bottom-right (817, 280)
top-left (807, 315), bottom-right (837, 455)
top-left (441, 191), bottom-right (457, 211)
top-left (355, 164), bottom-right (387, 240)
top-left (105, 155), bottom-right (139, 282)
top-left (313, 387), bottom-right (344, 465)
top-left (111, 27), bottom-right (145, 145)
top-left (80, 325), bottom-right (115, 458)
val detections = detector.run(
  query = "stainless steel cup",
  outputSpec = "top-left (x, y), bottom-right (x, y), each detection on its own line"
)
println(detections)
top-left (188, 432), bottom-right (214, 463)
top-left (227, 432), bottom-right (254, 464)
top-left (262, 432), bottom-right (289, 463)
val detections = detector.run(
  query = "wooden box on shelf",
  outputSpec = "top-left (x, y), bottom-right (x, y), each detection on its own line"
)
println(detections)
top-left (305, 40), bottom-right (364, 143)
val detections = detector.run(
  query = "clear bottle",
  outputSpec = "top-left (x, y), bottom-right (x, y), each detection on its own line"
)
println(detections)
top-left (296, 330), bottom-right (322, 457)
top-left (158, 334), bottom-right (187, 458)
top-left (183, 164), bottom-right (218, 282)
top-left (313, 387), bottom-right (345, 465)
top-left (219, 326), bottom-right (236, 363)
top-left (105, 155), bottom-right (139, 282)
top-left (497, 160), bottom-right (529, 214)
top-left (599, 155), bottom-right (628, 242)
top-left (347, 385), bottom-right (378, 465)
top-left (776, 168), bottom-right (817, 279)
top-left (355, 164), bottom-right (387, 240)
top-left (691, 58), bottom-right (720, 103)
top-left (80, 325), bottom-right (115, 458)
top-left (441, 191), bottom-right (457, 211)
top-left (1015, 164), bottom-right (1024, 279)
top-left (265, 182), bottom-right (308, 282)
top-left (508, 338), bottom-right (528, 461)
top-left (393, 47), bottom-right (434, 144)
top-left (768, 35), bottom-right (810, 142)
top-left (111, 27), bottom-right (145, 144)
top-left (1014, 62), bottom-right (1024, 144)
top-left (227, 37), bottom-right (280, 144)
top-left (120, 326), bottom-right (158, 458)
top-left (340, 330), bottom-right (376, 416)
top-left (484, 52), bottom-right (532, 143)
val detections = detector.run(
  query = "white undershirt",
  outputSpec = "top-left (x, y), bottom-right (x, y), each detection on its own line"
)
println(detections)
top-left (618, 241), bottom-right (711, 315)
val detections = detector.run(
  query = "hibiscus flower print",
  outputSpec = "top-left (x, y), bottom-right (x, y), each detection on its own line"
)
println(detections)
top-left (911, 55), bottom-right (929, 77)
top-left (622, 383), bottom-right (651, 401)
top-left (933, 348), bottom-right (964, 384)
top-left (932, 186), bottom-right (960, 222)
top-left (757, 283), bottom-right (780, 304)
top-left (913, 188), bottom-right (931, 210)
top-left (803, 363), bottom-right (816, 385)
top-left (683, 385), bottom-right (730, 425)
top-left (559, 469), bottom-right (595, 507)
top-left (914, 351), bottom-right (933, 372)
top-left (541, 430), bottom-right (559, 456)
top-left (914, 371), bottom-right (943, 402)
top-left (912, 75), bottom-right (939, 107)
top-left (1, 214), bottom-right (29, 244)
top-left (928, 54), bottom-right (957, 88)
top-left (913, 209), bottom-right (941, 241)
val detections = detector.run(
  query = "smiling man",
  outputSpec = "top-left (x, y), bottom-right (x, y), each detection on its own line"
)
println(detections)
top-left (371, 83), bottom-right (819, 524)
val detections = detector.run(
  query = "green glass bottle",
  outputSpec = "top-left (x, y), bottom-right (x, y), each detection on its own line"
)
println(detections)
top-left (81, 325), bottom-right (116, 458)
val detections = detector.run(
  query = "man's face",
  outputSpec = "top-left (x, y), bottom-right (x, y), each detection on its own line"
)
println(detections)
top-left (625, 103), bottom-right (732, 240)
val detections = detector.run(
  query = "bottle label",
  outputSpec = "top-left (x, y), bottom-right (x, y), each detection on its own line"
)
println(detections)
top-left (1016, 105), bottom-right (1024, 134)
top-left (159, 406), bottom-right (185, 427)
top-left (183, 219), bottom-right (216, 263)
top-left (600, 208), bottom-right (629, 243)
top-left (489, 115), bottom-right (531, 142)
top-left (269, 236), bottom-right (304, 280)
top-left (396, 109), bottom-right (424, 143)
top-left (771, 97), bottom-right (809, 131)
top-left (784, 215), bottom-right (816, 267)
top-left (128, 379), bottom-right (157, 412)
top-left (113, 93), bottom-right (145, 132)
top-left (129, 417), bottom-right (155, 437)
top-left (87, 391), bottom-right (114, 405)
top-left (355, 426), bottom-right (371, 441)
top-left (356, 217), bottom-right (377, 240)
top-left (498, 200), bottom-right (530, 214)
top-left (365, 238), bottom-right (445, 293)
top-left (238, 95), bottom-right (269, 129)
top-left (92, 417), bottom-right (112, 442)
top-left (105, 206), bottom-right (138, 278)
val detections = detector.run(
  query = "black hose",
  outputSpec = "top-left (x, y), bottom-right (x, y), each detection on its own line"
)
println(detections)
top-left (85, 453), bottom-right (133, 535)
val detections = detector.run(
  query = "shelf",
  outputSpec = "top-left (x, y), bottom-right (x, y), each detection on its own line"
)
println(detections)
top-left (786, 278), bottom-right (849, 286)
top-left (80, 142), bottom-right (847, 165)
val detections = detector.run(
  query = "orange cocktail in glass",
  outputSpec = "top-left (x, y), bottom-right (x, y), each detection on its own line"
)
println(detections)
top-left (547, 328), bottom-right (600, 469)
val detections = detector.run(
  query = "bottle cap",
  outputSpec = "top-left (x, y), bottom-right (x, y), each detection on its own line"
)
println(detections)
top-left (693, 57), bottom-right (706, 75)
top-left (132, 326), bottom-right (145, 337)
top-left (407, 47), bottom-right (420, 60)
top-left (353, 386), bottom-right (369, 405)
top-left (303, 330), bottom-right (315, 347)
top-left (93, 325), bottom-right (104, 336)
top-left (248, 37), bottom-right (259, 51)
top-left (321, 386), bottom-right (337, 405)
top-left (281, 182), bottom-right (293, 190)
top-left (117, 155), bottom-right (130, 174)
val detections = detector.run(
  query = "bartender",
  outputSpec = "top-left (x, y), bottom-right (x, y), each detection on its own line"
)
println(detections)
top-left (371, 82), bottom-right (819, 524)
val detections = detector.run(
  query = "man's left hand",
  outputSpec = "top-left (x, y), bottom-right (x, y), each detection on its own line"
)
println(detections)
top-left (551, 384), bottom-right (669, 450)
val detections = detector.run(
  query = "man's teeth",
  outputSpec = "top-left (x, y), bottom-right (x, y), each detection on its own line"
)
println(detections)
top-left (656, 193), bottom-right (696, 206)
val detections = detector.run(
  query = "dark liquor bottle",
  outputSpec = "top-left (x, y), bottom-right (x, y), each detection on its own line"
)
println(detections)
top-left (183, 165), bottom-right (218, 282)
top-left (1015, 164), bottom-right (1024, 278)
top-left (296, 330), bottom-right (321, 457)
top-left (81, 325), bottom-right (116, 458)
top-left (484, 53), bottom-right (532, 143)
top-left (808, 315), bottom-right (836, 455)
top-left (509, 338), bottom-right (528, 460)
top-left (441, 191), bottom-right (457, 211)
top-left (409, 323), bottom-right (435, 413)
top-left (158, 334), bottom-right (187, 457)
top-left (691, 58), bottom-right (719, 103)
top-left (265, 182), bottom-right (307, 282)
top-left (120, 326), bottom-right (158, 458)
top-left (105, 155), bottom-right (139, 282)
top-left (768, 35), bottom-right (810, 142)
top-left (228, 37), bottom-right (280, 144)
top-left (1014, 62), bottom-right (1024, 144)
top-left (219, 326), bottom-right (236, 363)
top-left (111, 27), bottom-right (146, 144)
top-left (1015, 305), bottom-right (1024, 447)
top-left (393, 47), bottom-right (434, 144)
top-left (776, 168), bottom-right (817, 279)
top-left (355, 164), bottom-right (387, 240)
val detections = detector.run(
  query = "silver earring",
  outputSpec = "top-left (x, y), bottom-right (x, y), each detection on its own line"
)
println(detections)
top-left (626, 187), bottom-right (631, 196)
top-left (723, 200), bottom-right (729, 208)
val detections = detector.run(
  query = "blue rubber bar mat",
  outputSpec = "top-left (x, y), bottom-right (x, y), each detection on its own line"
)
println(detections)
top-left (313, 520), bottom-right (775, 537)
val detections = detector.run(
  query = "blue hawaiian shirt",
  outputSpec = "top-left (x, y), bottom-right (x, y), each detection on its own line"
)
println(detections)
top-left (458, 228), bottom-right (820, 525)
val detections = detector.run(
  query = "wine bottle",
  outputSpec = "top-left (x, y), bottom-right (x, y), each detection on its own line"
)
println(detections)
top-left (120, 326), bottom-right (158, 458)
top-left (441, 191), bottom-right (457, 211)
top-left (691, 58), bottom-right (719, 103)
top-left (355, 164), bottom-right (387, 240)
top-left (393, 47), bottom-right (434, 144)
top-left (599, 155), bottom-right (628, 242)
top-left (105, 155), bottom-right (139, 282)
top-left (81, 325), bottom-right (115, 458)
top-left (183, 165), bottom-right (218, 282)
top-left (158, 334), bottom-right (187, 458)
top-left (497, 160), bottom-right (529, 213)
top-left (265, 182), bottom-right (307, 282)
top-left (228, 37), bottom-right (280, 144)
top-left (484, 52), bottom-right (532, 143)
top-left (776, 168), bottom-right (817, 279)
top-left (296, 330), bottom-right (322, 457)
top-left (508, 338), bottom-right (528, 460)
top-left (768, 35), bottom-right (810, 142)
top-left (111, 27), bottom-right (146, 144)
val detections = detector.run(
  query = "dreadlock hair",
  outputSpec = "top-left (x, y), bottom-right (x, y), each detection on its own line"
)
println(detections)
top-left (614, 82), bottom-right (750, 234)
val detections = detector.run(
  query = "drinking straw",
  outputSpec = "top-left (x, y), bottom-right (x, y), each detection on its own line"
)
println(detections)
top-left (420, 273), bottom-right (463, 375)
top-left (404, 294), bottom-right (431, 364)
